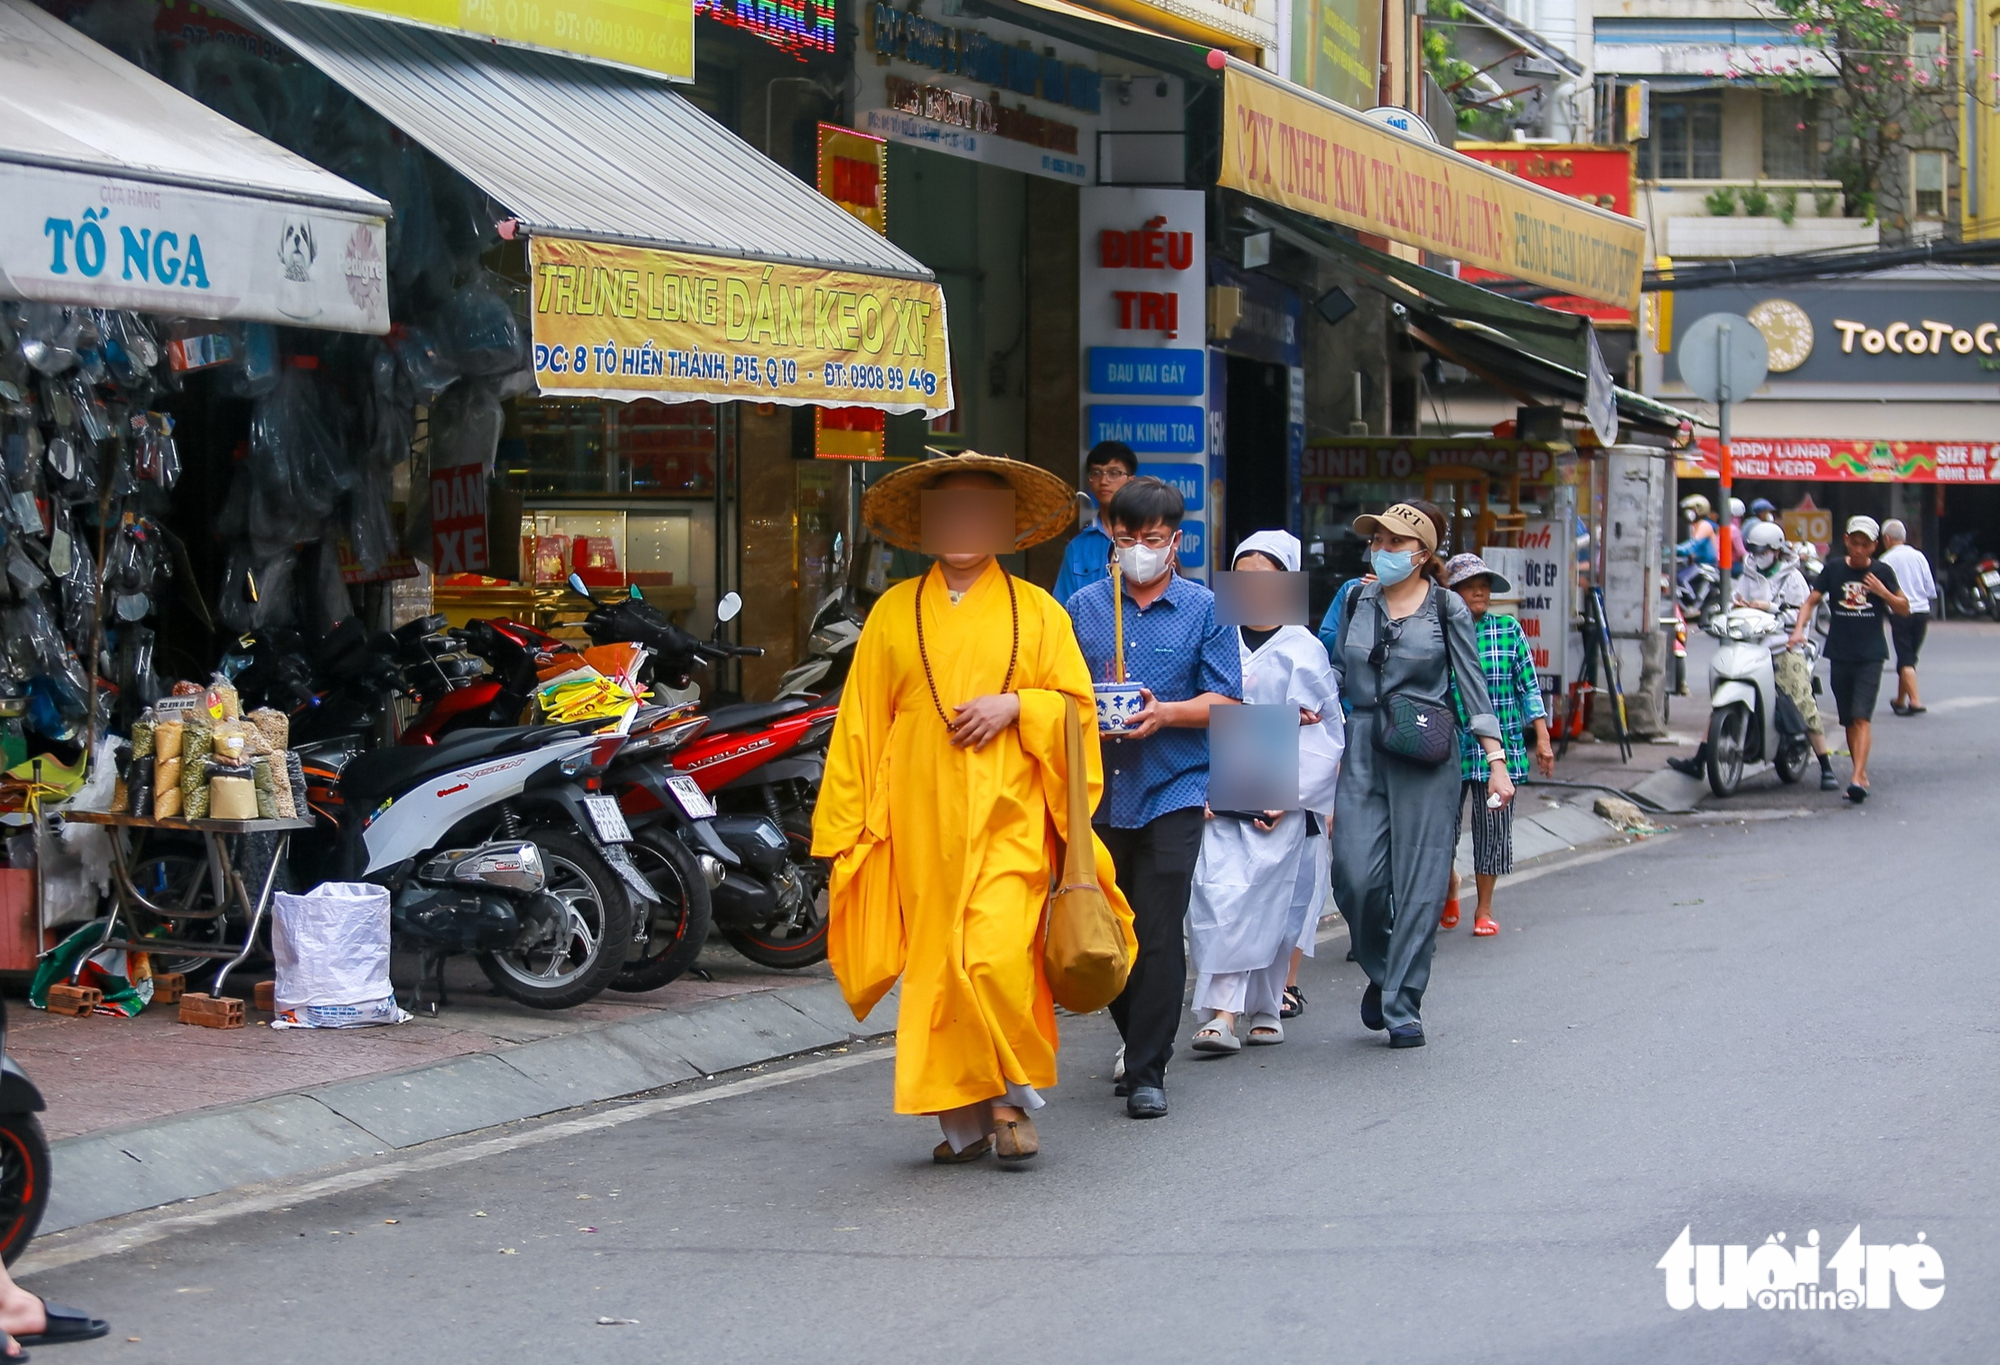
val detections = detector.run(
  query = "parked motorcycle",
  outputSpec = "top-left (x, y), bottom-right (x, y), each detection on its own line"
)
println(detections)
top-left (1942, 533), bottom-right (2000, 620)
top-left (0, 995), bottom-right (48, 1265)
top-left (1697, 607), bottom-right (1815, 797)
top-left (231, 621), bottom-right (655, 1011)
top-left (564, 577), bottom-right (836, 969)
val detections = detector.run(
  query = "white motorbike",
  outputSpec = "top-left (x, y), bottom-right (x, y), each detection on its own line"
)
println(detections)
top-left (1700, 607), bottom-right (1815, 797)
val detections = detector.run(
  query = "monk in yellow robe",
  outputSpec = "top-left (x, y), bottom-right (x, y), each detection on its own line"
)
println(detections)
top-left (812, 455), bottom-right (1134, 1165)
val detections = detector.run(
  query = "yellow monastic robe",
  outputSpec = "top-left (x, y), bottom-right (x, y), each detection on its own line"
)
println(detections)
top-left (811, 559), bottom-right (1135, 1115)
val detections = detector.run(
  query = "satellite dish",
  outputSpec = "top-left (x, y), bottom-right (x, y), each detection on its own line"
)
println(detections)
top-left (1362, 105), bottom-right (1440, 144)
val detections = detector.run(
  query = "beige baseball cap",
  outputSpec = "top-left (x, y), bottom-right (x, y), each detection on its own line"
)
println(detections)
top-left (1352, 502), bottom-right (1439, 551)
top-left (1846, 515), bottom-right (1881, 541)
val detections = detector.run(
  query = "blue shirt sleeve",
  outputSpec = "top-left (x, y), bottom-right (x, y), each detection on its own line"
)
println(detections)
top-left (1195, 596), bottom-right (1243, 700)
top-left (1054, 533), bottom-right (1099, 606)
top-left (1318, 578), bottom-right (1359, 657)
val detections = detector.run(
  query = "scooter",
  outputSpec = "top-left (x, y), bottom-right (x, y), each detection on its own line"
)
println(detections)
top-left (1942, 533), bottom-right (2000, 620)
top-left (0, 995), bottom-right (48, 1264)
top-left (1697, 607), bottom-right (1815, 797)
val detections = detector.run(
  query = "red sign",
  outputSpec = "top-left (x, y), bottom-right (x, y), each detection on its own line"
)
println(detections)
top-left (1456, 145), bottom-right (1637, 325)
top-left (430, 463), bottom-right (490, 575)
top-left (1681, 437), bottom-right (2000, 484)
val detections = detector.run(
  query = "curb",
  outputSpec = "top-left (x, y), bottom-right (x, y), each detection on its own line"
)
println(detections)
top-left (42, 978), bottom-right (897, 1235)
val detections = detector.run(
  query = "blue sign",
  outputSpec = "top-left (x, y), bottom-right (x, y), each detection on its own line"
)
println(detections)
top-left (1088, 404), bottom-right (1204, 454)
top-left (1138, 461), bottom-right (1203, 510)
top-left (1178, 519), bottom-right (1205, 572)
top-left (1087, 347), bottom-right (1205, 396)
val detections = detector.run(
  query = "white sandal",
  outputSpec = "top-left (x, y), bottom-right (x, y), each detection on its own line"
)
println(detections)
top-left (1191, 1019), bottom-right (1241, 1053)
top-left (1245, 1014), bottom-right (1284, 1045)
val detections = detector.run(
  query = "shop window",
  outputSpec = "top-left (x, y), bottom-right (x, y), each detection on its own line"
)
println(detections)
top-left (504, 400), bottom-right (717, 496)
top-left (1911, 25), bottom-right (1948, 68)
top-left (1761, 93), bottom-right (1820, 180)
top-left (1912, 150), bottom-right (1949, 218)
top-left (1646, 98), bottom-right (1721, 180)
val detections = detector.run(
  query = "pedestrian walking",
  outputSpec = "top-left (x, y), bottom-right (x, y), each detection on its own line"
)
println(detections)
top-left (1789, 515), bottom-right (1910, 803)
top-left (1065, 476), bottom-right (1240, 1118)
top-left (1437, 553), bottom-right (1553, 938)
top-left (1186, 532), bottom-right (1344, 1054)
top-left (813, 454), bottom-right (1135, 1165)
top-left (1053, 441), bottom-right (1137, 603)
top-left (1327, 501), bottom-right (1509, 1048)
top-left (1877, 518), bottom-right (1936, 716)
top-left (0, 1260), bottom-right (107, 1355)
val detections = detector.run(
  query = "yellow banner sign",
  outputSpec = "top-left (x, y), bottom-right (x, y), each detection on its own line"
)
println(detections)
top-left (529, 236), bottom-right (953, 416)
top-left (310, 0), bottom-right (692, 82)
top-left (1218, 67), bottom-right (1645, 311)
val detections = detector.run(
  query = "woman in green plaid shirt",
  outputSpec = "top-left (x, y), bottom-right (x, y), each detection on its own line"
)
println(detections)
top-left (1442, 554), bottom-right (1555, 936)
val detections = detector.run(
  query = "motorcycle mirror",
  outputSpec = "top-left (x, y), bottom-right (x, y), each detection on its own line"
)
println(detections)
top-left (567, 571), bottom-right (594, 602)
top-left (716, 591), bottom-right (743, 624)
top-left (629, 584), bottom-right (643, 600)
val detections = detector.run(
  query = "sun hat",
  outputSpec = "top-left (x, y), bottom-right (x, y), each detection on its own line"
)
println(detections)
top-left (861, 449), bottom-right (1077, 553)
top-left (1351, 502), bottom-right (1439, 552)
top-left (1442, 552), bottom-right (1513, 594)
top-left (1845, 514), bottom-right (1881, 541)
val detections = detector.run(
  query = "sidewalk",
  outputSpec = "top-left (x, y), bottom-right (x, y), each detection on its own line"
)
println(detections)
top-left (18, 946), bottom-right (894, 1235)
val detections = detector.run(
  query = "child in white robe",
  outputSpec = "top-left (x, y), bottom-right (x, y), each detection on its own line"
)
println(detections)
top-left (1187, 531), bottom-right (1345, 1050)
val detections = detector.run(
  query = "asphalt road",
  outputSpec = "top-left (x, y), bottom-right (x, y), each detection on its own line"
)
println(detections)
top-left (25, 623), bottom-right (2000, 1364)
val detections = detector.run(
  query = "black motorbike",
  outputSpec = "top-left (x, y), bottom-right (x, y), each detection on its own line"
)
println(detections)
top-left (1942, 533), bottom-right (2000, 620)
top-left (0, 996), bottom-right (49, 1264)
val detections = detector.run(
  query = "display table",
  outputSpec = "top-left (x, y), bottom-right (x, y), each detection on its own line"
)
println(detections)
top-left (60, 813), bottom-right (313, 997)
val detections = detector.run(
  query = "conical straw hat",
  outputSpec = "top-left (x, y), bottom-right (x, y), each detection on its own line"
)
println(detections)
top-left (862, 449), bottom-right (1077, 552)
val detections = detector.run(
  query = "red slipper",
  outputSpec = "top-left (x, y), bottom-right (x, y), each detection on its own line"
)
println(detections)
top-left (1439, 899), bottom-right (1460, 930)
top-left (1472, 913), bottom-right (1499, 936)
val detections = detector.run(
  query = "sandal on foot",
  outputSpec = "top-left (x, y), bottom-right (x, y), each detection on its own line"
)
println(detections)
top-left (1847, 784), bottom-right (1869, 803)
top-left (1191, 1020), bottom-right (1241, 1054)
top-left (1472, 913), bottom-right (1499, 937)
top-left (933, 1136), bottom-right (993, 1164)
top-left (1280, 985), bottom-right (1306, 1019)
top-left (993, 1115), bottom-right (1039, 1162)
top-left (1439, 900), bottom-right (1460, 930)
top-left (1245, 1013), bottom-right (1284, 1045)
top-left (14, 1302), bottom-right (106, 1348)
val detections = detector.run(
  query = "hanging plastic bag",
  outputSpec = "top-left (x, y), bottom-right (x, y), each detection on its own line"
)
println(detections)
top-left (428, 377), bottom-right (504, 476)
top-left (389, 324), bottom-right (460, 404)
top-left (16, 304), bottom-right (81, 375)
top-left (438, 272), bottom-right (529, 377)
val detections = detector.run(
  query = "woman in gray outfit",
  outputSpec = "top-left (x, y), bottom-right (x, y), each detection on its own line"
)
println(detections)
top-left (1329, 501), bottom-right (1511, 1047)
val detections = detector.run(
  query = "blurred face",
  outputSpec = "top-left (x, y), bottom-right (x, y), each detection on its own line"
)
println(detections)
top-left (1229, 551), bottom-right (1284, 630)
top-left (922, 474), bottom-right (1015, 570)
top-left (1845, 531), bottom-right (1876, 562)
top-left (1454, 576), bottom-right (1493, 617)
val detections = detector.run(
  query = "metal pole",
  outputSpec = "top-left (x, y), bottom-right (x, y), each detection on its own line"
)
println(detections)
top-left (1716, 327), bottom-right (1734, 576)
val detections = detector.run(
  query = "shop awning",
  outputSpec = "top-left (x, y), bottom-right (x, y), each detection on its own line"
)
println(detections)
top-left (1239, 199), bottom-right (1697, 442)
top-left (230, 0), bottom-right (953, 415)
top-left (0, 0), bottom-right (390, 332)
top-left (1216, 59), bottom-right (1646, 311)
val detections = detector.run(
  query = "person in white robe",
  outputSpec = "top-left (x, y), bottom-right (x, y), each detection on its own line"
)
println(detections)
top-left (1186, 531), bottom-right (1345, 1050)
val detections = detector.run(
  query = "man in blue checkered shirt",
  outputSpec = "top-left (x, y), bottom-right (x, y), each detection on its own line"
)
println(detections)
top-left (1065, 477), bottom-right (1240, 1120)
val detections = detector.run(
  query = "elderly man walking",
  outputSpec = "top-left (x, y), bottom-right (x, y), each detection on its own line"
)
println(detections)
top-left (1876, 519), bottom-right (1937, 716)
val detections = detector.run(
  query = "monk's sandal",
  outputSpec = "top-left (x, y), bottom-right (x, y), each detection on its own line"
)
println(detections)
top-left (993, 1116), bottom-right (1039, 1162)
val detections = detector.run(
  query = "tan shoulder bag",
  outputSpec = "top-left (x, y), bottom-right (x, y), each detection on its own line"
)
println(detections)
top-left (1043, 696), bottom-right (1131, 1013)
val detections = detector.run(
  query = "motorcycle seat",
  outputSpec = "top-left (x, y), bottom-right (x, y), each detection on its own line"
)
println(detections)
top-left (703, 698), bottom-right (812, 732)
top-left (340, 725), bottom-right (549, 810)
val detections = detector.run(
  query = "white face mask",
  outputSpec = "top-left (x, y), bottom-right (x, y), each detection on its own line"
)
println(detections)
top-left (1116, 536), bottom-right (1176, 585)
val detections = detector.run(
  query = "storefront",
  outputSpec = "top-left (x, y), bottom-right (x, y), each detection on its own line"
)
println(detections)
top-left (1660, 270), bottom-right (2000, 560)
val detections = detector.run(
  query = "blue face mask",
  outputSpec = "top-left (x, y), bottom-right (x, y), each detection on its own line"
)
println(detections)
top-left (1371, 548), bottom-right (1418, 586)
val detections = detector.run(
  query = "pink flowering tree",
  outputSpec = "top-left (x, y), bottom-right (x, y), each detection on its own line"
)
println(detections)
top-left (1757, 0), bottom-right (1962, 225)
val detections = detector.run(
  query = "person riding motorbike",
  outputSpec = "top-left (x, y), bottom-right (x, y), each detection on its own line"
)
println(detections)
top-left (1677, 495), bottom-right (1718, 564)
top-left (1749, 498), bottom-right (1777, 523)
top-left (1669, 521), bottom-right (1837, 790)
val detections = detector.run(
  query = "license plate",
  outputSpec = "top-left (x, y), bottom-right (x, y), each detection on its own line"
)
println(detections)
top-left (582, 795), bottom-right (633, 844)
top-left (1982, 570), bottom-right (2000, 588)
top-left (665, 773), bottom-right (716, 820)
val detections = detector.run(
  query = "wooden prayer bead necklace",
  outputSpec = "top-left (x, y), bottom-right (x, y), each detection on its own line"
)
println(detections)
top-left (915, 565), bottom-right (1018, 725)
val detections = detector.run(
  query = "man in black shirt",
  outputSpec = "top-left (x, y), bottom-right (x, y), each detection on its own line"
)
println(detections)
top-left (1789, 515), bottom-right (1909, 802)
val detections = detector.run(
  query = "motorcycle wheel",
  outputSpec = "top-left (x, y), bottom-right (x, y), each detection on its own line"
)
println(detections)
top-left (1775, 738), bottom-right (1811, 785)
top-left (126, 853), bottom-right (234, 979)
top-left (609, 829), bottom-right (713, 993)
top-left (0, 1113), bottom-right (50, 1266)
top-left (478, 831), bottom-right (634, 1010)
top-left (1705, 703), bottom-right (1749, 798)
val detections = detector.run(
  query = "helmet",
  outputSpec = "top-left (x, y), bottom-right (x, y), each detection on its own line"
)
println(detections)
top-left (1680, 494), bottom-right (1712, 516)
top-left (1744, 520), bottom-right (1787, 552)
top-left (1728, 497), bottom-right (1746, 519)
top-left (1749, 498), bottom-right (1776, 517)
